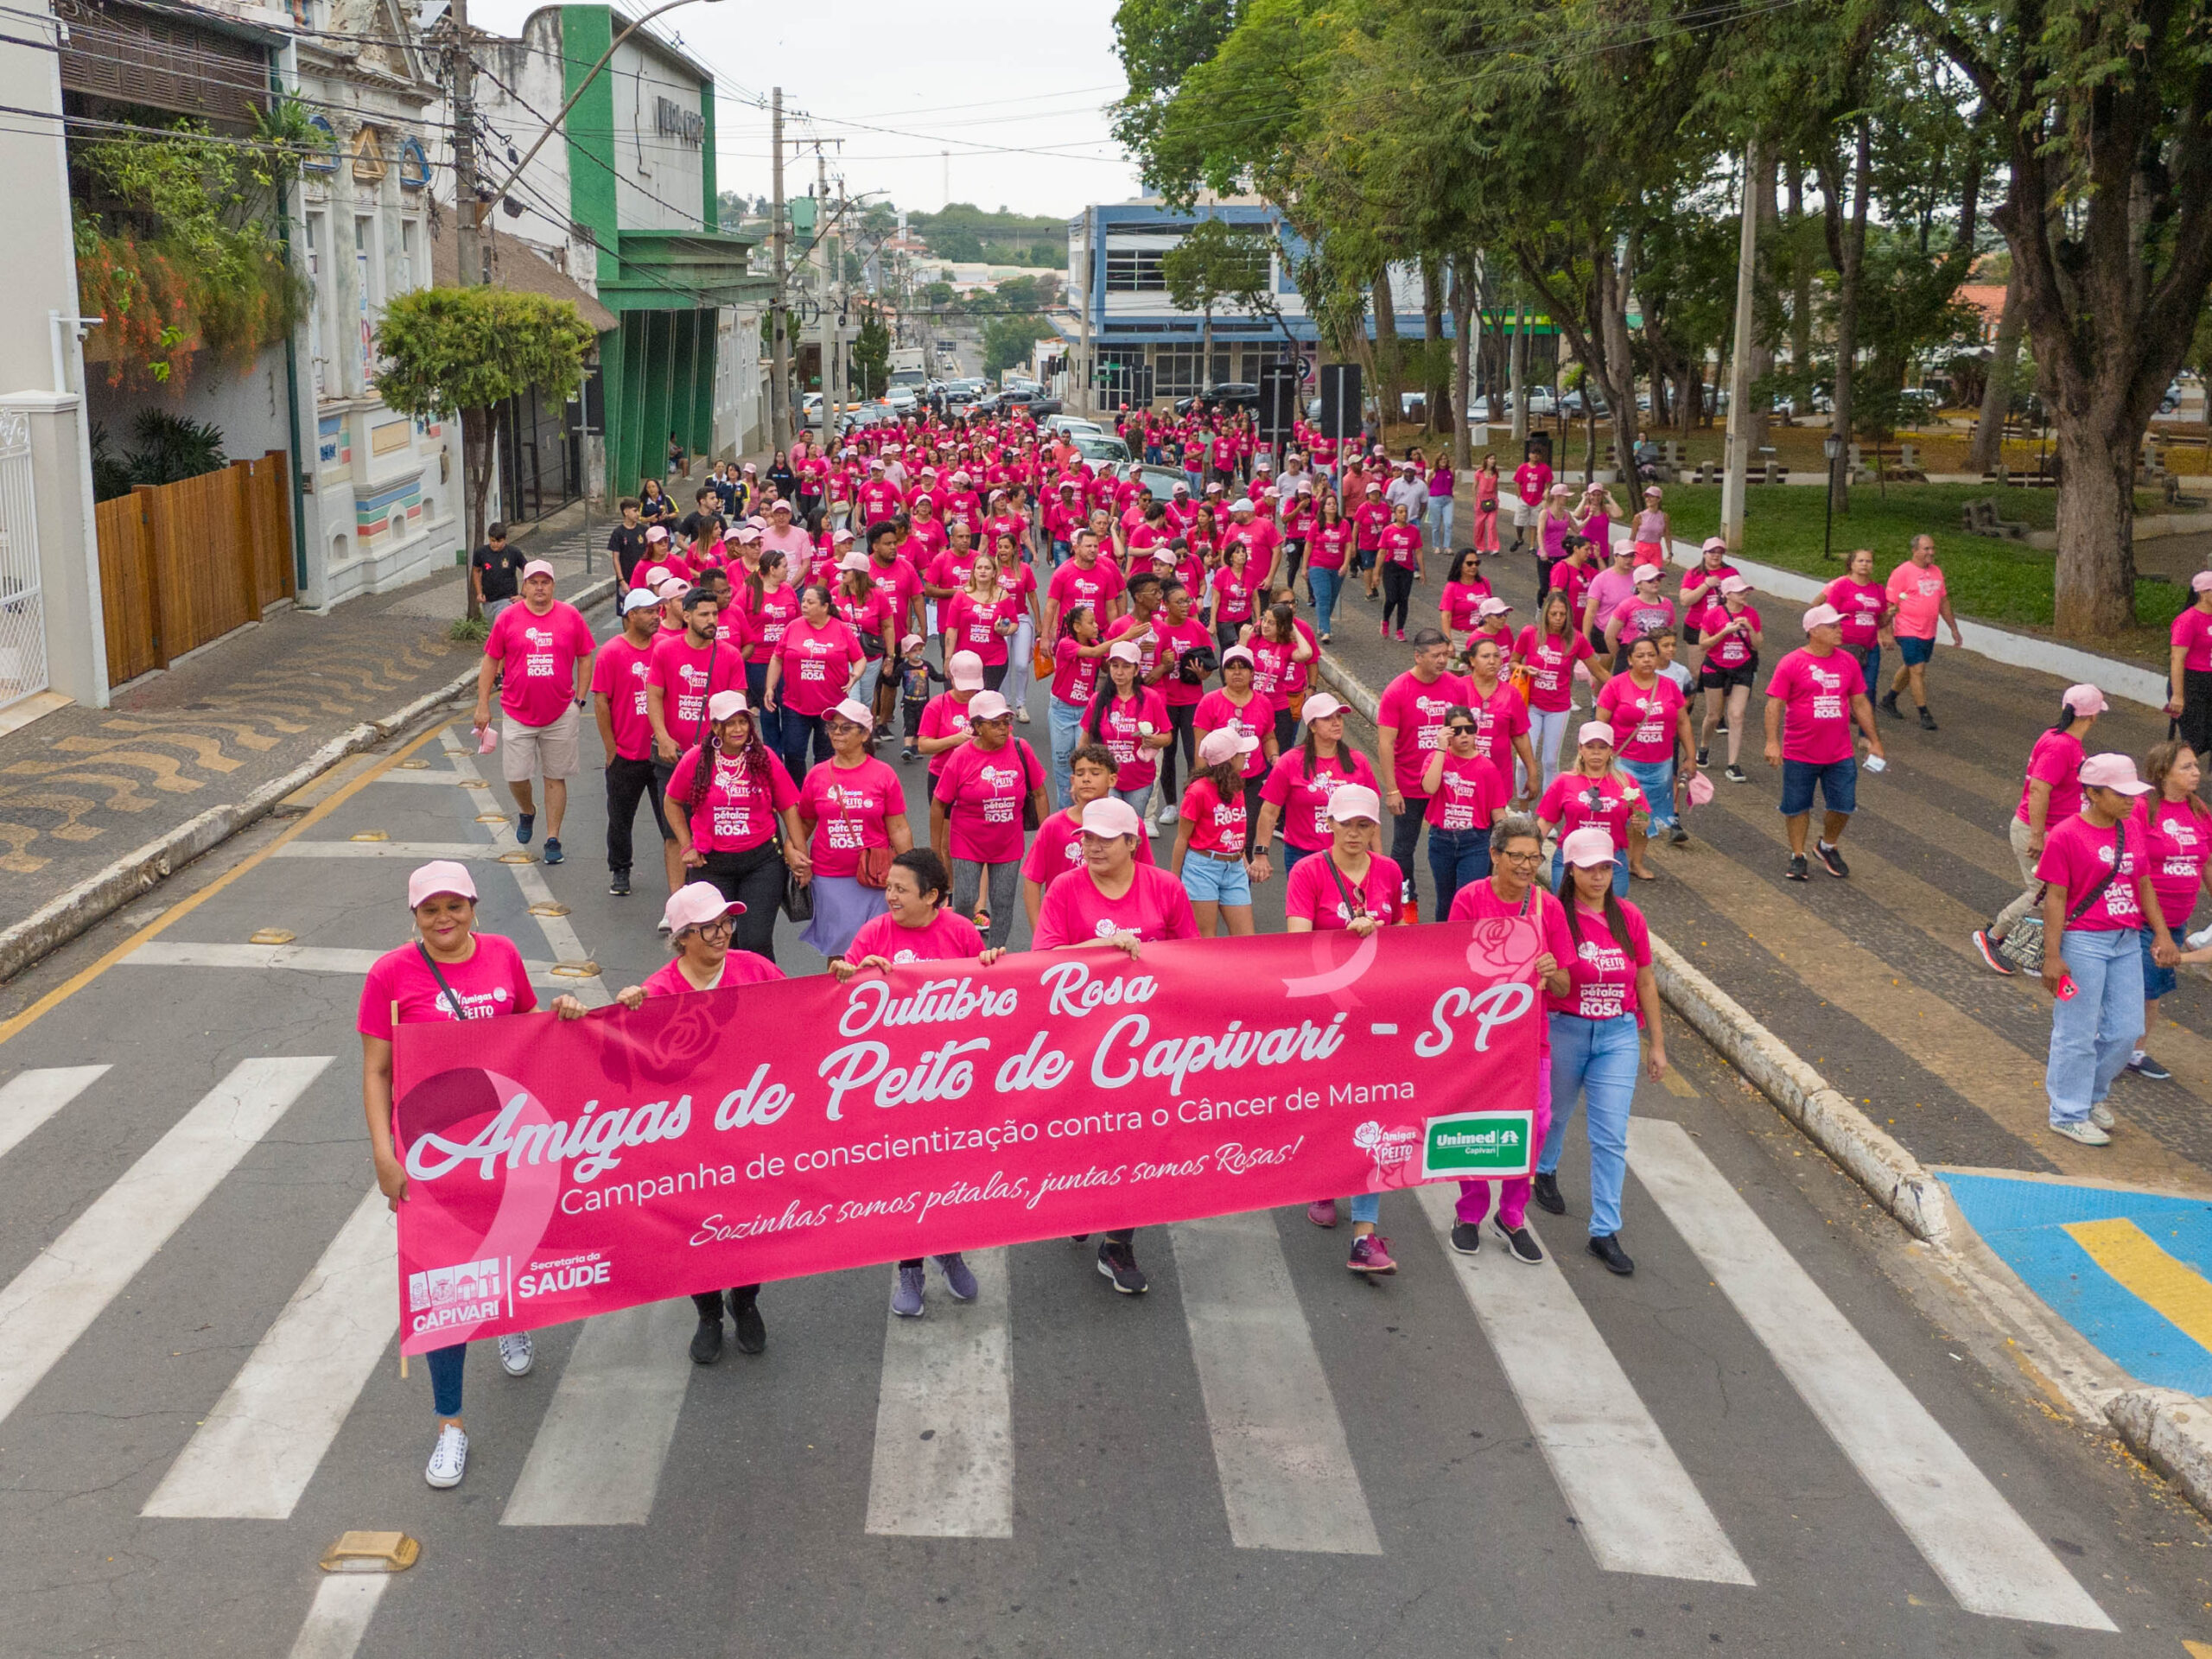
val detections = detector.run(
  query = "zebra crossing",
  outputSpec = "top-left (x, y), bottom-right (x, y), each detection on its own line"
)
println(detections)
top-left (0, 1056), bottom-right (2116, 1634)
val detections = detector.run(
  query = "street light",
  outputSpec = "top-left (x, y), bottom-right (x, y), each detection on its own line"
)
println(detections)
top-left (1822, 431), bottom-right (1843, 561)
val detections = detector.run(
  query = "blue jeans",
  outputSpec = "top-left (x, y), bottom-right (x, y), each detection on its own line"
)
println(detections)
top-left (1428, 497), bottom-right (1454, 550)
top-left (1618, 755), bottom-right (1677, 831)
top-left (2047, 927), bottom-right (2145, 1124)
top-left (1310, 566), bottom-right (1343, 637)
top-left (1185, 468), bottom-right (1205, 496)
top-left (1427, 824), bottom-right (1493, 918)
top-left (1854, 643), bottom-right (1880, 692)
top-left (743, 661), bottom-right (784, 754)
top-left (1542, 1013), bottom-right (1641, 1236)
top-left (2145, 909), bottom-right (2188, 1001)
top-left (1349, 1191), bottom-right (1382, 1224)
top-left (1048, 695), bottom-right (1086, 809)
top-left (429, 1343), bottom-right (466, 1417)
top-left (1553, 849), bottom-right (1629, 898)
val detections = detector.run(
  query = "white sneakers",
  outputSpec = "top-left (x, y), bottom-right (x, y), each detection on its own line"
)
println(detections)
top-left (2050, 1118), bottom-right (2111, 1147)
top-left (2090, 1103), bottom-right (2115, 1130)
top-left (425, 1422), bottom-right (468, 1489)
top-left (498, 1331), bottom-right (535, 1376)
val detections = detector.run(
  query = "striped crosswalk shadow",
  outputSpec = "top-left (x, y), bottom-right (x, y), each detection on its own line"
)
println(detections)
top-left (0, 1065), bottom-right (108, 1165)
top-left (866, 1248), bottom-right (1014, 1538)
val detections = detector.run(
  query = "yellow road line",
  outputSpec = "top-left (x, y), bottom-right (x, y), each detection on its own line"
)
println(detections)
top-left (2062, 1217), bottom-right (2212, 1351)
top-left (2180, 1637), bottom-right (2212, 1657)
top-left (0, 723), bottom-right (451, 1047)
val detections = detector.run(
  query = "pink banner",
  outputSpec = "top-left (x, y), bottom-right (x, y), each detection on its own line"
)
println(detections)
top-left (391, 919), bottom-right (1546, 1353)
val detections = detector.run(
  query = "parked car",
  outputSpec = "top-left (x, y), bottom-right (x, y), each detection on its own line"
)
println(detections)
top-left (1137, 465), bottom-right (1189, 502)
top-left (1559, 387), bottom-right (1609, 419)
top-left (1075, 434), bottom-right (1132, 464)
top-left (979, 385), bottom-right (1064, 419)
top-left (1046, 415), bottom-right (1104, 438)
top-left (1173, 383), bottom-right (1261, 416)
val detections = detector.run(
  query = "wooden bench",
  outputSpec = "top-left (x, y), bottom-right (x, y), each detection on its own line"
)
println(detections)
top-left (1961, 497), bottom-right (2028, 540)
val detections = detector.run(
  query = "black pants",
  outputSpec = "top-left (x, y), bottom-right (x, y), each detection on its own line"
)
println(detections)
top-left (2178, 668), bottom-right (2212, 759)
top-left (700, 843), bottom-right (786, 962)
top-left (693, 1286), bottom-right (760, 1319)
top-left (1390, 796), bottom-right (1428, 908)
top-left (1279, 538), bottom-right (1306, 597)
top-left (604, 756), bottom-right (673, 876)
top-left (1243, 776), bottom-right (1266, 855)
top-left (1273, 707), bottom-right (1297, 753)
top-left (902, 696), bottom-right (928, 742)
top-left (982, 662), bottom-right (1008, 692)
top-left (777, 710), bottom-right (830, 780)
top-left (1381, 563), bottom-right (1415, 632)
top-left (1159, 701), bottom-right (1198, 804)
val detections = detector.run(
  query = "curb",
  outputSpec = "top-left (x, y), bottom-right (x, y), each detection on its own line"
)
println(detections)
top-left (2101, 1389), bottom-right (2212, 1513)
top-left (1315, 645), bottom-right (1951, 1247)
top-left (0, 575), bottom-right (618, 988)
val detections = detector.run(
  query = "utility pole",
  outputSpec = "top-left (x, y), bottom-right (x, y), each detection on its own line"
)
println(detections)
top-left (815, 148), bottom-right (832, 425)
top-left (447, 0), bottom-right (480, 287)
top-left (1720, 136), bottom-right (1762, 551)
top-left (1076, 207), bottom-right (1093, 417)
top-left (769, 86), bottom-right (791, 451)
top-left (830, 181), bottom-right (847, 417)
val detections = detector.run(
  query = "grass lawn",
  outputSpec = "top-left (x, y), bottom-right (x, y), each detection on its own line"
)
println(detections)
top-left (1644, 482), bottom-right (2183, 659)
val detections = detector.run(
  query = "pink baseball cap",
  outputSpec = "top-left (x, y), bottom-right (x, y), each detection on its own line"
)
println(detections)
top-left (2062, 683), bottom-right (2108, 716)
top-left (1325, 783), bottom-right (1383, 823)
top-left (1079, 797), bottom-right (1144, 839)
top-left (1802, 603), bottom-right (1844, 630)
top-left (1478, 597), bottom-right (1513, 617)
top-left (522, 559), bottom-right (556, 580)
top-left (1578, 720), bottom-right (1616, 747)
top-left (706, 690), bottom-right (750, 722)
top-left (900, 632), bottom-right (925, 651)
top-left (1221, 644), bottom-right (1256, 667)
top-left (948, 651), bottom-right (985, 690)
top-left (837, 551), bottom-right (871, 573)
top-left (1106, 640), bottom-right (1142, 664)
top-left (1632, 564), bottom-right (1663, 585)
top-left (2195, 569), bottom-right (2212, 594)
top-left (1302, 693), bottom-right (1349, 721)
top-left (406, 859), bottom-right (476, 909)
top-left (1719, 575), bottom-right (1752, 594)
top-left (1701, 536), bottom-right (1728, 554)
top-left (830, 696), bottom-right (874, 729)
top-left (646, 525), bottom-right (669, 543)
top-left (1198, 727), bottom-right (1259, 766)
top-left (1560, 826), bottom-right (1618, 868)
top-left (654, 577), bottom-right (688, 600)
top-left (967, 690), bottom-right (1013, 721)
top-left (2080, 753), bottom-right (2152, 795)
top-left (663, 881), bottom-right (743, 935)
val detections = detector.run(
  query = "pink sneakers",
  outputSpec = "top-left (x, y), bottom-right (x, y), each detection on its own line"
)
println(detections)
top-left (1307, 1199), bottom-right (1338, 1229)
top-left (1348, 1234), bottom-right (1397, 1274)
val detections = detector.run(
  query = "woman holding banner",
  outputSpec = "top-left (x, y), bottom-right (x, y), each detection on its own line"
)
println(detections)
top-left (613, 884), bottom-right (785, 1363)
top-left (1023, 742), bottom-right (1156, 931)
top-left (831, 848), bottom-right (1003, 1319)
top-left (931, 690), bottom-right (1049, 949)
top-left (1284, 785), bottom-right (1405, 1273)
top-left (1443, 813), bottom-right (1574, 1266)
top-left (359, 860), bottom-right (590, 1491)
top-left (664, 691), bottom-right (810, 963)
top-left (1032, 797), bottom-right (1200, 1296)
top-left (1531, 828), bottom-right (1667, 1277)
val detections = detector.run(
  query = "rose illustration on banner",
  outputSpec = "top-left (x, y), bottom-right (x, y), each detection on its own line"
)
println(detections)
top-left (1353, 1117), bottom-right (1425, 1193)
top-left (1465, 916), bottom-right (1541, 981)
top-left (575, 990), bottom-right (724, 1090)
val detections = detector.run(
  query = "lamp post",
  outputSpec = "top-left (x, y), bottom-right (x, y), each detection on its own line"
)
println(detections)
top-left (1822, 431), bottom-right (1843, 561)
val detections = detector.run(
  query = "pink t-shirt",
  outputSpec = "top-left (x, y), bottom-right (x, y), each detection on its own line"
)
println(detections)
top-left (1441, 580), bottom-right (1493, 635)
top-left (1464, 679), bottom-right (1532, 769)
top-left (1091, 688), bottom-right (1169, 790)
top-left (1606, 593), bottom-right (1677, 647)
top-left (1033, 861), bottom-right (1199, 947)
top-left (919, 690), bottom-right (976, 779)
top-left (933, 738), bottom-right (1041, 865)
top-left (1260, 747), bottom-right (1381, 852)
top-left (1446, 880), bottom-right (1576, 1054)
top-left (1178, 773), bottom-right (1248, 855)
top-left (2174, 607), bottom-right (2212, 674)
top-left (736, 583), bottom-right (800, 664)
top-left (1248, 637), bottom-right (1300, 708)
top-left (640, 951), bottom-right (786, 999)
top-left (1515, 626), bottom-right (1594, 714)
top-left (1050, 638), bottom-right (1103, 708)
top-left (1285, 852), bottom-right (1405, 929)
top-left (357, 933), bottom-right (535, 1039)
top-left (1549, 900), bottom-right (1652, 1022)
top-left (1380, 524), bottom-right (1423, 569)
top-left (590, 634), bottom-right (657, 761)
top-left (1691, 602), bottom-right (1761, 671)
top-left (1153, 618), bottom-right (1213, 708)
top-left (1595, 674), bottom-right (1686, 765)
top-left (796, 755), bottom-right (905, 878)
top-left (1308, 523), bottom-right (1353, 573)
top-left (1050, 558), bottom-right (1125, 620)
top-left (2018, 728), bottom-right (2086, 827)
top-left (943, 589), bottom-right (1021, 666)
top-left (1824, 575), bottom-right (1888, 649)
top-left (1024, 807), bottom-right (1156, 881)
top-left (1376, 670), bottom-right (1469, 796)
top-left (1211, 565), bottom-right (1258, 626)
top-left (1764, 647), bottom-right (1866, 766)
top-left (666, 744), bottom-right (799, 855)
top-left (775, 617), bottom-right (866, 718)
top-left (648, 632), bottom-right (745, 748)
top-left (1538, 768), bottom-right (1645, 851)
top-left (841, 906), bottom-right (985, 966)
top-left (1425, 751), bottom-right (1509, 831)
top-left (1885, 561), bottom-right (1947, 639)
top-left (2037, 812), bottom-right (2145, 932)
top-left (485, 601), bottom-right (594, 728)
top-left (2139, 795), bottom-right (2212, 925)
top-left (1193, 689), bottom-right (1272, 779)
top-left (869, 556), bottom-right (925, 635)
top-left (1104, 613), bottom-right (1164, 679)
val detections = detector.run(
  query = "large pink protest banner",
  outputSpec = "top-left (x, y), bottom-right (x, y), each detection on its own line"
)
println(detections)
top-left (391, 919), bottom-right (1545, 1353)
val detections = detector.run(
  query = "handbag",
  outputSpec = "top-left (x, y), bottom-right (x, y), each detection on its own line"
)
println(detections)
top-left (1994, 819), bottom-right (2127, 975)
top-left (831, 782), bottom-right (893, 889)
top-left (1019, 739), bottom-right (1044, 831)
top-left (1177, 645), bottom-right (1219, 686)
top-left (1508, 664), bottom-right (1536, 705)
top-left (1033, 639), bottom-right (1055, 681)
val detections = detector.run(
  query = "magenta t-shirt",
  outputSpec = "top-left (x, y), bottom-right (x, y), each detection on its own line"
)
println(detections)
top-left (796, 755), bottom-right (904, 878)
top-left (1465, 680), bottom-right (1532, 769)
top-left (1691, 602), bottom-right (1761, 671)
top-left (641, 952), bottom-right (785, 999)
top-left (1764, 648), bottom-right (1866, 766)
top-left (1376, 670), bottom-right (1469, 796)
top-left (1050, 638), bottom-right (1102, 708)
top-left (1153, 619), bottom-right (1212, 708)
top-left (776, 618), bottom-right (865, 718)
top-left (1441, 580), bottom-right (1493, 634)
top-left (1446, 880), bottom-right (1576, 1055)
top-left (933, 738), bottom-right (1040, 864)
top-left (1285, 852), bottom-right (1404, 929)
top-left (485, 601), bottom-right (594, 728)
top-left (1308, 524), bottom-right (1353, 573)
top-left (590, 634), bottom-right (657, 761)
top-left (666, 744), bottom-right (799, 854)
top-left (943, 590), bottom-right (1020, 665)
top-left (1194, 689), bottom-right (1272, 779)
top-left (920, 692), bottom-right (976, 779)
top-left (2139, 795), bottom-right (2212, 925)
top-left (1032, 861), bottom-right (1199, 948)
top-left (1595, 674), bottom-right (1686, 765)
top-left (1425, 752), bottom-right (1509, 831)
top-left (1549, 901), bottom-right (1652, 1021)
top-left (841, 907), bottom-right (984, 966)
top-left (1515, 626), bottom-right (1593, 714)
top-left (1178, 774), bottom-right (1248, 855)
top-left (1824, 575), bottom-right (1888, 649)
top-left (649, 632), bottom-right (746, 747)
top-left (1260, 747), bottom-right (1379, 851)
top-left (2174, 607), bottom-right (2212, 673)
top-left (1092, 688), bottom-right (1168, 790)
top-left (1538, 768), bottom-right (1644, 851)
top-left (1380, 524), bottom-right (1422, 569)
top-left (357, 934), bottom-right (535, 1039)
top-left (2017, 728), bottom-right (2086, 827)
top-left (2037, 813), bottom-right (2144, 932)
top-left (1050, 559), bottom-right (1124, 620)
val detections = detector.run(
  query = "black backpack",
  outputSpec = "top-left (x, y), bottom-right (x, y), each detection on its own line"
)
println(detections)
top-left (1176, 644), bottom-right (1220, 686)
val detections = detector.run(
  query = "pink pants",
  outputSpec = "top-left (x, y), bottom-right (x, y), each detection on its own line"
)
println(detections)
top-left (1457, 1064), bottom-right (1553, 1230)
top-left (1472, 505), bottom-right (1500, 553)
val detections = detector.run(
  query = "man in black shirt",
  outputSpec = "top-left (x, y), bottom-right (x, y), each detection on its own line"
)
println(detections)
top-left (470, 523), bottom-right (523, 619)
top-left (607, 498), bottom-right (650, 587)
top-left (677, 486), bottom-right (725, 548)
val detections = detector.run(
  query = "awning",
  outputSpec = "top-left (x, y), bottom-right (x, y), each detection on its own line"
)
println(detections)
top-left (427, 222), bottom-right (619, 334)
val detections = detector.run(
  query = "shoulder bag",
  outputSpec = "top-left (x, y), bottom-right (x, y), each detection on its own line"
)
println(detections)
top-left (415, 942), bottom-right (482, 1022)
top-left (1993, 818), bottom-right (2126, 975)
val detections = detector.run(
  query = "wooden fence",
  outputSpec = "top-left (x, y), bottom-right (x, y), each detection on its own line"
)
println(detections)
top-left (96, 450), bottom-right (294, 686)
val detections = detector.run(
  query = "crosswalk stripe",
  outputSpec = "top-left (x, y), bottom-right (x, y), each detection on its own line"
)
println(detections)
top-left (271, 842), bottom-right (508, 861)
top-left (1627, 1117), bottom-right (2115, 1630)
top-left (0, 1056), bottom-right (331, 1429)
top-left (1168, 1212), bottom-right (1382, 1554)
top-left (501, 1300), bottom-right (694, 1526)
top-left (1414, 1183), bottom-right (1753, 1583)
top-left (0, 1065), bottom-right (108, 1165)
top-left (865, 1249), bottom-right (1014, 1538)
top-left (122, 940), bottom-right (583, 995)
top-left (142, 1188), bottom-right (397, 1519)
top-left (285, 1575), bottom-right (388, 1659)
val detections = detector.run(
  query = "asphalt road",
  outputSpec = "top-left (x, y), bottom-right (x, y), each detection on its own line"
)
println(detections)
top-left (0, 622), bottom-right (2206, 1657)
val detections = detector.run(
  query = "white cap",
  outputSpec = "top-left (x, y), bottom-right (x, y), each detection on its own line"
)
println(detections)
top-left (948, 650), bottom-right (985, 690)
top-left (1198, 727), bottom-right (1259, 766)
top-left (706, 690), bottom-right (749, 722)
top-left (1478, 596), bottom-right (1512, 617)
top-left (966, 690), bottom-right (1013, 721)
top-left (837, 551), bottom-right (871, 573)
top-left (1325, 783), bottom-right (1382, 823)
top-left (1302, 692), bottom-right (1349, 721)
top-left (1719, 575), bottom-right (1752, 594)
top-left (1632, 564), bottom-right (1663, 585)
top-left (1078, 797), bottom-right (1143, 839)
top-left (1560, 826), bottom-right (1618, 868)
top-left (406, 860), bottom-right (476, 910)
top-left (830, 696), bottom-right (874, 729)
top-left (1106, 640), bottom-right (1142, 664)
top-left (1578, 720), bottom-right (1616, 747)
top-left (621, 587), bottom-right (659, 613)
top-left (522, 559), bottom-right (556, 581)
top-left (1230, 498), bottom-right (1254, 513)
top-left (1801, 602), bottom-right (1844, 631)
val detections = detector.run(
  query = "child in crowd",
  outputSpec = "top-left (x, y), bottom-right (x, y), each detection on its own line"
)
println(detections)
top-left (897, 632), bottom-right (947, 763)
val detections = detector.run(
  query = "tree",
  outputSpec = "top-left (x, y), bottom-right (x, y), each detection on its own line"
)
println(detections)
top-left (984, 314), bottom-right (1056, 379)
top-left (1110, 0), bottom-right (1245, 161)
top-left (851, 307), bottom-right (891, 397)
top-left (1160, 218), bottom-right (1273, 380)
top-left (373, 287), bottom-right (594, 618)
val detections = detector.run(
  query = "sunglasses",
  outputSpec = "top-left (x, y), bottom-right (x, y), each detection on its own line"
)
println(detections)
top-left (1446, 724), bottom-right (1478, 736)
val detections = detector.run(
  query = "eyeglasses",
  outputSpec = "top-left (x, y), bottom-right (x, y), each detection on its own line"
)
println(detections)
top-left (1498, 849), bottom-right (1543, 865)
top-left (695, 918), bottom-right (734, 936)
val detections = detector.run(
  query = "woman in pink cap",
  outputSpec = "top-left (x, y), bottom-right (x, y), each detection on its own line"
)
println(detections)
top-left (1084, 639), bottom-right (1171, 820)
top-left (1251, 692), bottom-right (1378, 878)
top-left (931, 690), bottom-right (1047, 949)
top-left (1690, 575), bottom-right (1763, 783)
top-left (1975, 683), bottom-right (2106, 973)
top-left (2037, 753), bottom-right (2178, 1146)
top-left (611, 882), bottom-right (785, 1364)
top-left (1194, 645), bottom-right (1279, 851)
top-left (2167, 571), bottom-right (2212, 758)
top-left (1602, 563), bottom-right (1678, 671)
top-left (1169, 725), bottom-right (1262, 937)
top-left (795, 696), bottom-right (912, 958)
top-left (1536, 721), bottom-right (1643, 897)
top-left (1287, 783), bottom-right (1406, 1268)
top-left (1033, 797), bottom-right (1200, 1295)
top-left (2131, 740), bottom-right (2212, 1081)
top-left (358, 861), bottom-right (589, 1490)
top-left (664, 690), bottom-right (810, 962)
top-left (1531, 826), bottom-right (1668, 1275)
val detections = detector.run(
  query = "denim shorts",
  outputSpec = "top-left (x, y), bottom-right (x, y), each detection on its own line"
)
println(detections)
top-left (1779, 755), bottom-right (1858, 817)
top-left (1897, 633), bottom-right (1935, 666)
top-left (2143, 922), bottom-right (2182, 1000)
top-left (1179, 849), bottom-right (1252, 906)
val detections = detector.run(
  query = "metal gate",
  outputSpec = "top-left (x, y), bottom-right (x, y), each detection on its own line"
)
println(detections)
top-left (0, 411), bottom-right (48, 710)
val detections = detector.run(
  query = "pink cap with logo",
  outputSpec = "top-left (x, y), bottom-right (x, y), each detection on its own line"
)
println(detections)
top-left (1325, 783), bottom-right (1382, 823)
top-left (948, 651), bottom-right (985, 690)
top-left (1559, 826), bottom-right (1618, 868)
top-left (663, 881), bottom-right (744, 935)
top-left (1078, 797), bottom-right (1143, 839)
top-left (406, 859), bottom-right (477, 909)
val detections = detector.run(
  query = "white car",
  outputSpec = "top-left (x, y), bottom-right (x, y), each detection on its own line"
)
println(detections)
top-left (1046, 416), bottom-right (1104, 438)
top-left (886, 387), bottom-right (918, 415)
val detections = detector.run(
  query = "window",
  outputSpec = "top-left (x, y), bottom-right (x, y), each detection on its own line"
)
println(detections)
top-left (303, 213), bottom-right (328, 398)
top-left (353, 215), bottom-right (378, 382)
top-left (1104, 248), bottom-right (1166, 293)
top-left (397, 219), bottom-right (417, 293)
top-left (1154, 344), bottom-right (1206, 398)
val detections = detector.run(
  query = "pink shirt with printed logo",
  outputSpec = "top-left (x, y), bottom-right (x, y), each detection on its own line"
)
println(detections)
top-left (485, 601), bottom-right (594, 728)
top-left (933, 738), bottom-right (1041, 864)
top-left (2037, 812), bottom-right (2145, 932)
top-left (1515, 626), bottom-right (1595, 714)
top-left (2173, 606), bottom-right (2212, 673)
top-left (1690, 602), bottom-right (1761, 671)
top-left (1885, 560), bottom-right (1948, 639)
top-left (1178, 773), bottom-right (1249, 856)
top-left (590, 634), bottom-right (658, 760)
top-left (1538, 768), bottom-right (1644, 852)
top-left (1260, 747), bottom-right (1380, 852)
top-left (1764, 647), bottom-right (1866, 766)
top-left (648, 632), bottom-right (745, 747)
top-left (2017, 728), bottom-right (2087, 827)
top-left (1285, 852), bottom-right (1404, 929)
top-left (1376, 669), bottom-right (1470, 797)
top-left (774, 617), bottom-right (866, 718)
top-left (1549, 899), bottom-right (1652, 1022)
top-left (1091, 688), bottom-right (1168, 791)
top-left (841, 906), bottom-right (984, 967)
top-left (357, 933), bottom-right (535, 1039)
top-left (2138, 795), bottom-right (2212, 925)
top-left (640, 952), bottom-right (785, 999)
top-left (1033, 861), bottom-right (1199, 948)
top-left (666, 744), bottom-right (799, 855)
top-left (797, 755), bottom-right (904, 879)
top-left (1425, 751), bottom-right (1509, 832)
top-left (1194, 689), bottom-right (1272, 779)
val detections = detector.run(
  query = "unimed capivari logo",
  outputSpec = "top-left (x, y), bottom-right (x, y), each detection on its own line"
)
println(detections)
top-left (410, 1255), bottom-right (503, 1314)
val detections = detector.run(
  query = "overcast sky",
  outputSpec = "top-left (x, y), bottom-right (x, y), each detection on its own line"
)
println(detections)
top-left (467, 0), bottom-right (1146, 220)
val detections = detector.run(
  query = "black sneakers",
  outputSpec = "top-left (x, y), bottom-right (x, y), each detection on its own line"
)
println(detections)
top-left (1724, 764), bottom-right (1748, 784)
top-left (1918, 707), bottom-right (1938, 731)
top-left (1096, 1240), bottom-right (1149, 1294)
top-left (609, 869), bottom-right (632, 897)
top-left (728, 1290), bottom-right (766, 1354)
top-left (1815, 842), bottom-right (1850, 879)
top-left (1878, 690), bottom-right (1902, 720)
top-left (1448, 1221), bottom-right (1482, 1255)
top-left (1531, 1171), bottom-right (1566, 1216)
top-left (1786, 854), bottom-right (1809, 881)
top-left (1491, 1219), bottom-right (1545, 1264)
top-left (689, 1314), bottom-right (724, 1365)
top-left (1588, 1234), bottom-right (1635, 1275)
